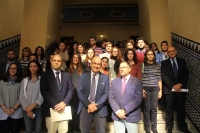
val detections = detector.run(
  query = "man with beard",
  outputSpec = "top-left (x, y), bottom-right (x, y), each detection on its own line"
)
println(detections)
top-left (89, 36), bottom-right (103, 56)
top-left (0, 50), bottom-right (22, 80)
top-left (135, 37), bottom-right (146, 65)
top-left (156, 41), bottom-right (169, 66)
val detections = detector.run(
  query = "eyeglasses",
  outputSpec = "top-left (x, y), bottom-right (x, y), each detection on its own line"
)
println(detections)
top-left (119, 66), bottom-right (130, 69)
top-left (9, 67), bottom-right (17, 70)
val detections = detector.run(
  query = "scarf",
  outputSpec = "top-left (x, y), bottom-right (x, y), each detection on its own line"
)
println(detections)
top-left (7, 76), bottom-right (17, 88)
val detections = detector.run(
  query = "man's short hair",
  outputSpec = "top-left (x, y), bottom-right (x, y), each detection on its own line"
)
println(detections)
top-left (136, 37), bottom-right (145, 44)
top-left (120, 61), bottom-right (131, 67)
top-left (105, 42), bottom-right (113, 47)
top-left (7, 49), bottom-right (15, 54)
top-left (89, 36), bottom-right (96, 41)
top-left (161, 41), bottom-right (168, 46)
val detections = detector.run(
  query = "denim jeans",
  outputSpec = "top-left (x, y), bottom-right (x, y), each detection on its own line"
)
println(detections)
top-left (143, 86), bottom-right (159, 130)
top-left (23, 108), bottom-right (42, 133)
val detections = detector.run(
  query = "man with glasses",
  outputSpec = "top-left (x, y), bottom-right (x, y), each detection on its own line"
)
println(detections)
top-left (109, 61), bottom-right (143, 133)
top-left (77, 56), bottom-right (109, 133)
top-left (156, 41), bottom-right (169, 66)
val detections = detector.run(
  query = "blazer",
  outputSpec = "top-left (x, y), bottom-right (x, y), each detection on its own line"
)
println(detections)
top-left (161, 58), bottom-right (189, 94)
top-left (109, 76), bottom-right (143, 123)
top-left (77, 71), bottom-right (109, 117)
top-left (40, 69), bottom-right (74, 117)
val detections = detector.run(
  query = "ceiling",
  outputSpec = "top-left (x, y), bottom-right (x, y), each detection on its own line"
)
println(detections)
top-left (62, 5), bottom-right (139, 24)
top-left (61, 0), bottom-right (138, 5)
top-left (61, 0), bottom-right (139, 24)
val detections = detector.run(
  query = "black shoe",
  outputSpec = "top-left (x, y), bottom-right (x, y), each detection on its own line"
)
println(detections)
top-left (145, 129), bottom-right (151, 133)
top-left (182, 129), bottom-right (192, 133)
top-left (152, 129), bottom-right (158, 133)
top-left (167, 129), bottom-right (172, 133)
top-left (75, 124), bottom-right (81, 133)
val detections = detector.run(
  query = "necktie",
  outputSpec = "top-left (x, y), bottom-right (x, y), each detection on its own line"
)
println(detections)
top-left (172, 59), bottom-right (178, 80)
top-left (90, 74), bottom-right (96, 102)
top-left (55, 72), bottom-right (61, 91)
top-left (165, 55), bottom-right (168, 60)
top-left (122, 77), bottom-right (127, 94)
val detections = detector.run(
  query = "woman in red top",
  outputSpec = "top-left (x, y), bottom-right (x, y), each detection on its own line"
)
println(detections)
top-left (124, 48), bottom-right (142, 79)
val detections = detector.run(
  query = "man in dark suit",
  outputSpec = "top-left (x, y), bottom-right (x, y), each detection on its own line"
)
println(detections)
top-left (77, 56), bottom-right (109, 133)
top-left (0, 49), bottom-right (22, 80)
top-left (40, 54), bottom-right (74, 133)
top-left (109, 61), bottom-right (143, 133)
top-left (161, 46), bottom-right (191, 133)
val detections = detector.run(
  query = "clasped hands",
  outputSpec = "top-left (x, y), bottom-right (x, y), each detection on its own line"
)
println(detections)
top-left (173, 83), bottom-right (182, 93)
top-left (25, 104), bottom-right (35, 119)
top-left (54, 102), bottom-right (66, 113)
top-left (3, 108), bottom-right (15, 115)
top-left (116, 109), bottom-right (126, 119)
top-left (87, 103), bottom-right (98, 113)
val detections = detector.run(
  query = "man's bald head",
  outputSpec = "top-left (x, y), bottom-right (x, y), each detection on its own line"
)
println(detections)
top-left (51, 54), bottom-right (62, 71)
top-left (167, 46), bottom-right (177, 59)
top-left (91, 56), bottom-right (101, 73)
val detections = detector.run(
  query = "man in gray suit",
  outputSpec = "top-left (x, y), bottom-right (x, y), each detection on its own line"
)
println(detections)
top-left (77, 56), bottom-right (109, 133)
top-left (109, 61), bottom-right (143, 133)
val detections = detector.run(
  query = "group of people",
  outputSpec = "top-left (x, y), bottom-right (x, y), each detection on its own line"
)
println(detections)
top-left (0, 36), bottom-right (191, 133)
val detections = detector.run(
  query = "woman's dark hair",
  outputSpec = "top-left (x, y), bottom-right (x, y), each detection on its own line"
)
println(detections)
top-left (124, 48), bottom-right (138, 65)
top-left (77, 43), bottom-right (86, 54)
top-left (3, 63), bottom-right (21, 83)
top-left (23, 60), bottom-right (42, 79)
top-left (150, 42), bottom-right (160, 52)
top-left (144, 49), bottom-right (157, 66)
top-left (101, 57), bottom-right (109, 70)
top-left (34, 46), bottom-right (45, 60)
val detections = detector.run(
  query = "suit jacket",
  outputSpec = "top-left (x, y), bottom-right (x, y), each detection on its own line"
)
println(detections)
top-left (40, 69), bottom-right (74, 117)
top-left (109, 76), bottom-right (143, 123)
top-left (161, 58), bottom-right (189, 94)
top-left (156, 52), bottom-right (163, 66)
top-left (77, 71), bottom-right (109, 117)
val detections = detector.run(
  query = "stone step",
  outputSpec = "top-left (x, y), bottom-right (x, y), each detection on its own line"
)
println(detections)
top-left (106, 120), bottom-right (191, 131)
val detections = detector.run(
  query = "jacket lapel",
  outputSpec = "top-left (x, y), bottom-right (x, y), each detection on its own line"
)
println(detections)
top-left (49, 69), bottom-right (58, 88)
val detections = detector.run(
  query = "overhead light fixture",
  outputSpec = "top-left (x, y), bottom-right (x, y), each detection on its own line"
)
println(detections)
top-left (100, 34), bottom-right (104, 38)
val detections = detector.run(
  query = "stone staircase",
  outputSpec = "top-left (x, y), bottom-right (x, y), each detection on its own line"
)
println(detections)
top-left (105, 110), bottom-right (198, 133)
top-left (20, 110), bottom-right (198, 133)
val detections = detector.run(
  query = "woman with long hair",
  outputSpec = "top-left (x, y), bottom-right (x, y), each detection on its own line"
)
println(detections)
top-left (142, 50), bottom-right (162, 133)
top-left (100, 57), bottom-right (109, 75)
top-left (34, 46), bottom-right (46, 72)
top-left (0, 63), bottom-right (23, 133)
top-left (77, 43), bottom-right (86, 62)
top-left (83, 48), bottom-right (95, 72)
top-left (125, 40), bottom-right (135, 50)
top-left (68, 53), bottom-right (84, 133)
top-left (18, 47), bottom-right (32, 71)
top-left (150, 42), bottom-right (160, 54)
top-left (124, 48), bottom-right (141, 79)
top-left (19, 60), bottom-right (43, 133)
top-left (109, 46), bottom-right (123, 79)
